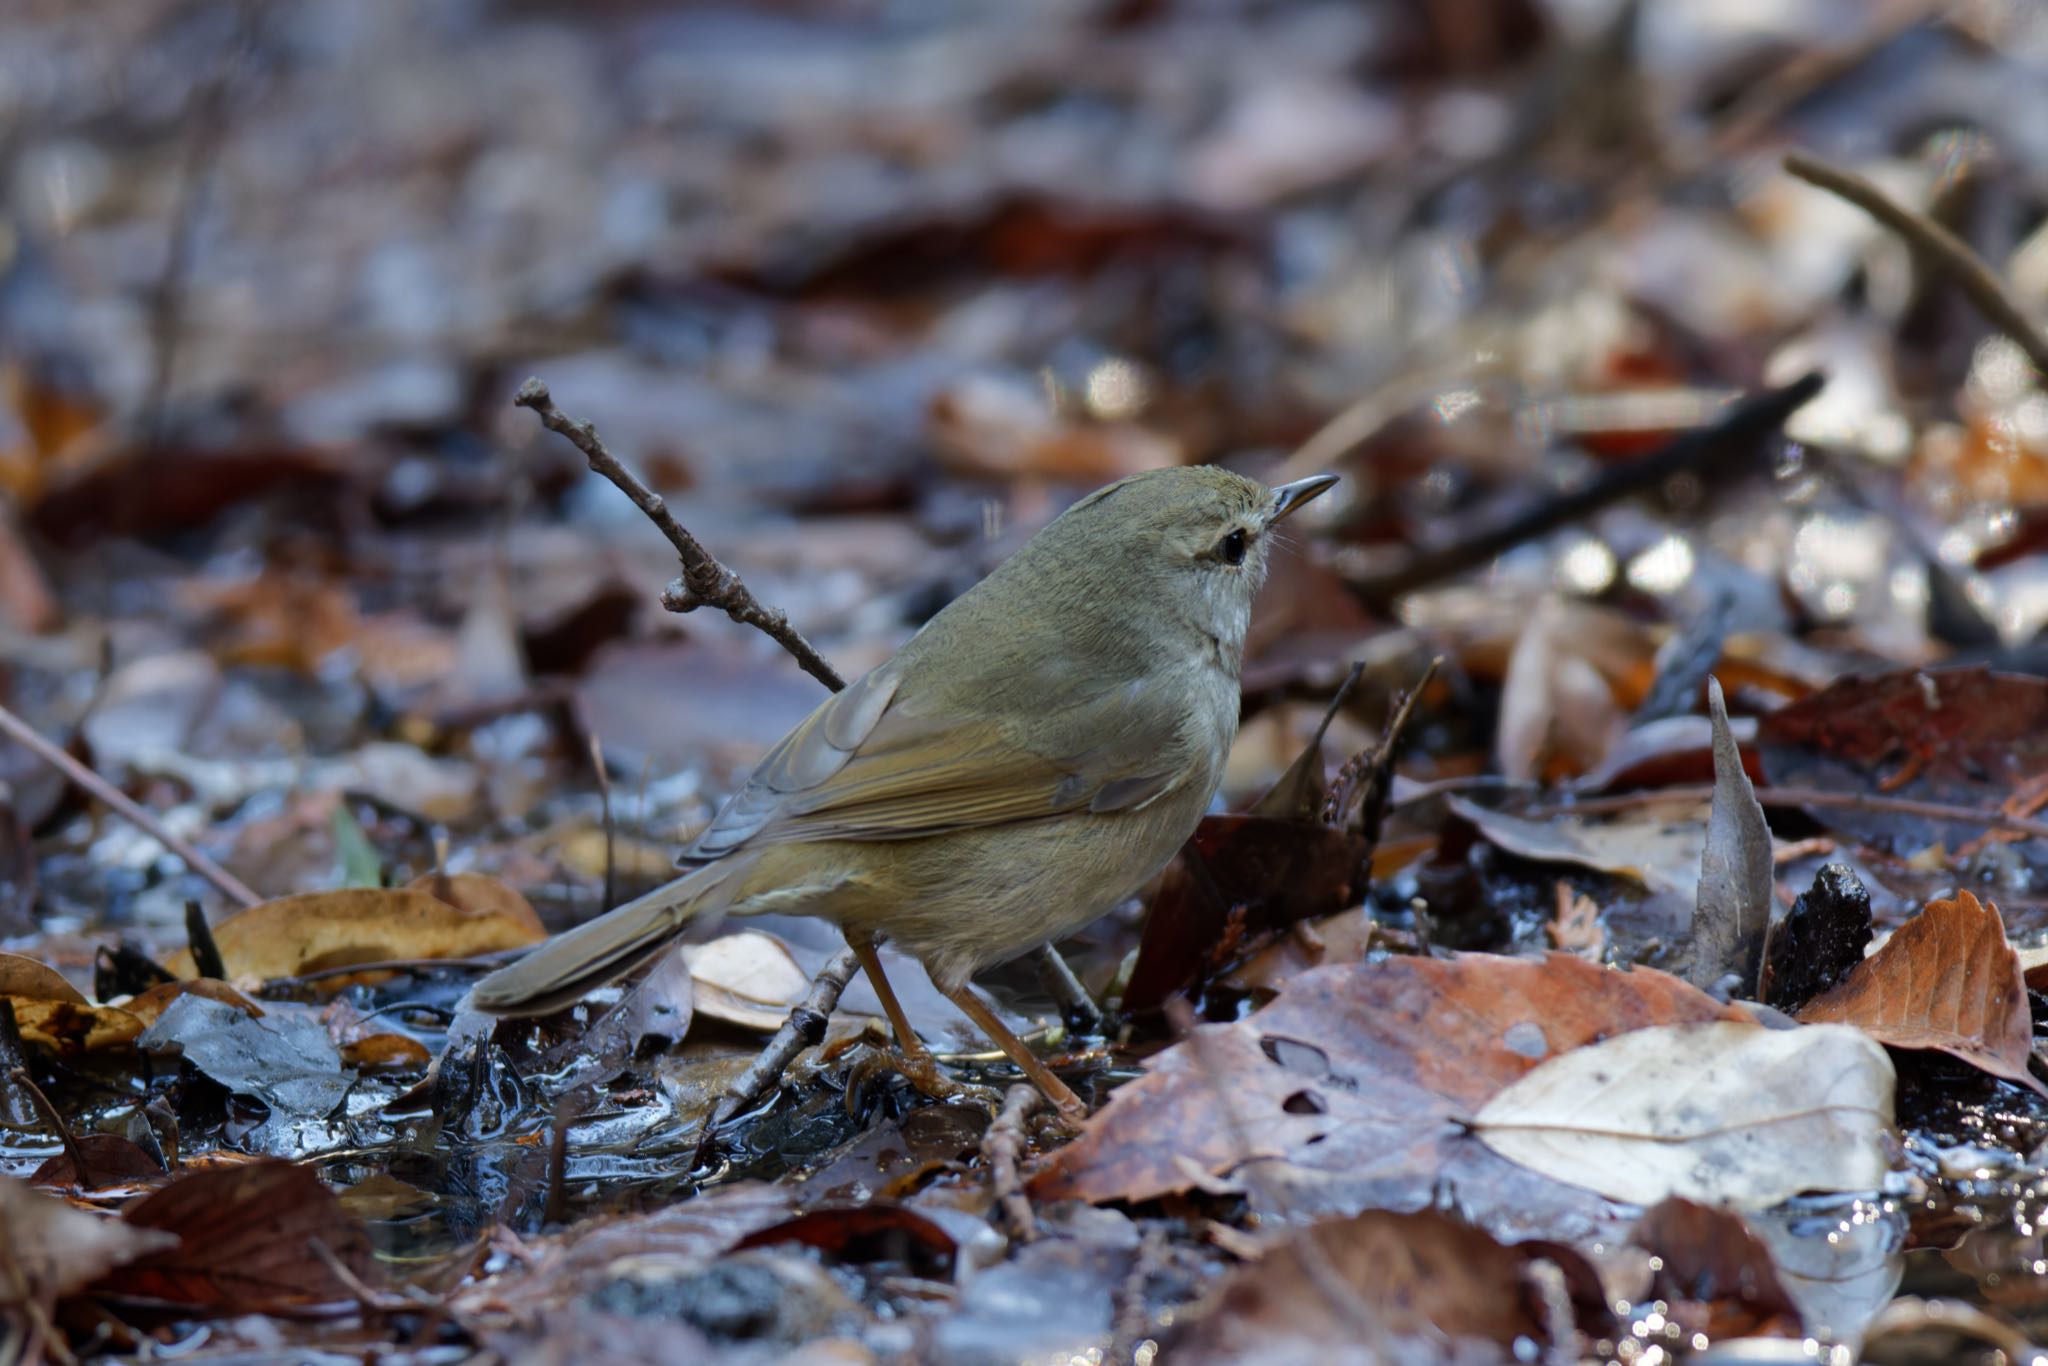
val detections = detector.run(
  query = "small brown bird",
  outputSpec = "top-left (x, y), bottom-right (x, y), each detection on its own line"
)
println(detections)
top-left (472, 465), bottom-right (1336, 1121)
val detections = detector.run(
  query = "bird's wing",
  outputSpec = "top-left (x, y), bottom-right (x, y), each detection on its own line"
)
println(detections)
top-left (683, 660), bottom-right (1193, 859)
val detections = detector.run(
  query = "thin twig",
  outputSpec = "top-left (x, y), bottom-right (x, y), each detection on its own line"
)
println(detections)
top-left (1522, 783), bottom-right (2048, 842)
top-left (691, 945), bottom-right (862, 1170)
top-left (983, 1083), bottom-right (1042, 1241)
top-left (9, 1067), bottom-right (91, 1187)
top-left (0, 700), bottom-right (259, 908)
top-left (1347, 373), bottom-right (1825, 604)
top-left (1784, 150), bottom-right (2048, 377)
top-left (1033, 943), bottom-right (1105, 1036)
top-left (512, 379), bottom-right (845, 691)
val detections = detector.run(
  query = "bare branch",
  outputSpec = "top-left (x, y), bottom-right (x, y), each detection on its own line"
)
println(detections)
top-left (690, 944), bottom-right (862, 1170)
top-left (1783, 150), bottom-right (2048, 378)
top-left (983, 1083), bottom-right (1042, 1241)
top-left (513, 378), bottom-right (846, 692)
top-left (0, 701), bottom-right (259, 908)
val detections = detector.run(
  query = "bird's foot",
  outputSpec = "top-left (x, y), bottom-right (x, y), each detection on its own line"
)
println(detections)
top-left (843, 1042), bottom-right (1004, 1116)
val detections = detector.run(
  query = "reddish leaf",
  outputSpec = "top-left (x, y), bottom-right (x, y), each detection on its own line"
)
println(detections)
top-left (1757, 668), bottom-right (2048, 860)
top-left (1173, 1210), bottom-right (1610, 1363)
top-left (29, 1135), bottom-right (164, 1191)
top-left (1032, 953), bottom-right (1747, 1241)
top-left (93, 1160), bottom-right (377, 1311)
top-left (1123, 815), bottom-right (1368, 1013)
top-left (1796, 891), bottom-right (2043, 1094)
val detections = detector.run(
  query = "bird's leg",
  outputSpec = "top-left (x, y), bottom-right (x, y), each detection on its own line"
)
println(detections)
top-left (845, 928), bottom-right (925, 1057)
top-left (843, 929), bottom-right (999, 1112)
top-left (935, 978), bottom-right (1089, 1128)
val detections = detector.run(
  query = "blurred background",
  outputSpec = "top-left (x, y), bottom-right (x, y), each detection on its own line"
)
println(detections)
top-left (2, 0), bottom-right (2048, 944)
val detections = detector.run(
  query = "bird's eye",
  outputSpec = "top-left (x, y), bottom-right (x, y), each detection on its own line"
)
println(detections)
top-left (1218, 528), bottom-right (1249, 565)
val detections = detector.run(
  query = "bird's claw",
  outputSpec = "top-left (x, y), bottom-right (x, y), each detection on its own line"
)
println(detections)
top-left (844, 1042), bottom-right (1004, 1116)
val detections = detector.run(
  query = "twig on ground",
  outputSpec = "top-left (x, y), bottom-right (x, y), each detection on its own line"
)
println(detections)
top-left (1783, 150), bottom-right (2048, 377)
top-left (0, 701), bottom-right (259, 908)
top-left (984, 1083), bottom-right (1042, 1241)
top-left (1033, 943), bottom-right (1105, 1036)
top-left (9, 1066), bottom-right (92, 1187)
top-left (1522, 783), bottom-right (2048, 842)
top-left (692, 945), bottom-right (862, 1170)
top-left (1347, 372), bottom-right (1825, 605)
top-left (513, 379), bottom-right (845, 691)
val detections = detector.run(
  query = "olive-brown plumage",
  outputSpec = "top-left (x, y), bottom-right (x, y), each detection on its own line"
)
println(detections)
top-left (472, 465), bottom-right (1335, 1119)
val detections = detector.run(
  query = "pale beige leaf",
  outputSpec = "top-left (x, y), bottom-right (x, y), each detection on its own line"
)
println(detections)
top-left (680, 931), bottom-right (810, 1030)
top-left (1474, 1021), bottom-right (1894, 1209)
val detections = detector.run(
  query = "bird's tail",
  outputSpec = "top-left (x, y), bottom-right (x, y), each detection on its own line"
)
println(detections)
top-left (470, 859), bottom-right (740, 1016)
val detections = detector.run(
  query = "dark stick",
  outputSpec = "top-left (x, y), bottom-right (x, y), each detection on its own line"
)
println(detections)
top-left (1034, 941), bottom-right (1105, 1036)
top-left (1348, 372), bottom-right (1825, 605)
top-left (513, 379), bottom-right (845, 692)
top-left (691, 945), bottom-right (861, 1170)
top-left (1784, 151), bottom-right (2048, 378)
top-left (184, 900), bottom-right (228, 981)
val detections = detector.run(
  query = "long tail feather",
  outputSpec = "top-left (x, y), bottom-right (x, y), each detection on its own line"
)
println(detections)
top-left (470, 861), bottom-right (734, 1016)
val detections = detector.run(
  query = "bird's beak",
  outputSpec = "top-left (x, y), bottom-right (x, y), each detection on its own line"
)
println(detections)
top-left (1268, 474), bottom-right (1339, 524)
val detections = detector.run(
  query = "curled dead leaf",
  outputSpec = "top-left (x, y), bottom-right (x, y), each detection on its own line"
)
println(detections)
top-left (162, 876), bottom-right (544, 981)
top-left (680, 931), bottom-right (814, 1031)
top-left (1796, 890), bottom-right (2044, 1094)
top-left (0, 952), bottom-right (86, 1003)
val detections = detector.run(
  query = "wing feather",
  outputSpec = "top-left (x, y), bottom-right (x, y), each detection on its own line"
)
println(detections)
top-left (682, 662), bottom-right (1190, 859)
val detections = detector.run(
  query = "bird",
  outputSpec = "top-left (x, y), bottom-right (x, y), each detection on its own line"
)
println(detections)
top-left (471, 465), bottom-right (1338, 1122)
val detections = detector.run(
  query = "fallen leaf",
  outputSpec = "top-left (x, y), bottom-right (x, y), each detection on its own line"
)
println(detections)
top-left (1758, 667), bottom-right (2048, 863)
top-left (1796, 890), bottom-right (2043, 1093)
top-left (0, 952), bottom-right (85, 1003)
top-left (1496, 594), bottom-right (1627, 783)
top-left (11, 998), bottom-right (144, 1054)
top-left (1762, 864), bottom-right (1873, 1012)
top-left (338, 1032), bottom-right (432, 1070)
top-left (139, 994), bottom-right (354, 1122)
top-left (122, 979), bottom-right (263, 1028)
top-left (93, 1160), bottom-right (378, 1311)
top-left (1172, 1209), bottom-right (1609, 1364)
top-left (1446, 794), bottom-right (1705, 891)
top-left (29, 1134), bottom-right (166, 1191)
top-left (162, 879), bottom-right (544, 980)
top-left (1690, 676), bottom-right (1773, 993)
top-left (1033, 953), bottom-right (1748, 1239)
top-left (0, 1175), bottom-right (175, 1312)
top-left (681, 931), bottom-right (810, 1030)
top-left (1630, 1198), bottom-right (1803, 1341)
top-left (1473, 1020), bottom-right (1894, 1208)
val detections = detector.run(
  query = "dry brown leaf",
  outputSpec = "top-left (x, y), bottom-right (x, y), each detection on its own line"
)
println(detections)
top-left (1173, 1209), bottom-right (1607, 1364)
top-left (339, 1032), bottom-right (432, 1070)
top-left (122, 979), bottom-right (263, 1028)
top-left (1797, 890), bottom-right (2044, 1094)
top-left (162, 877), bottom-right (545, 980)
top-left (12, 999), bottom-right (144, 1054)
top-left (1032, 953), bottom-right (1749, 1218)
top-left (0, 952), bottom-right (85, 1003)
top-left (92, 1160), bottom-right (378, 1311)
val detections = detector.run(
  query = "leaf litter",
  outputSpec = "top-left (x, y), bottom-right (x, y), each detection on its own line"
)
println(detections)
top-left (7, 1), bottom-right (2048, 1361)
